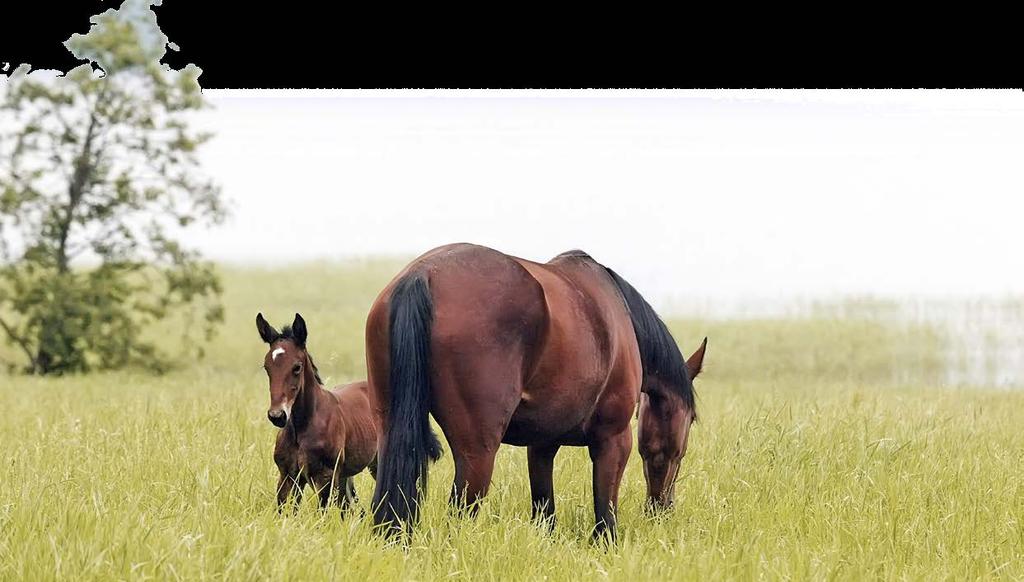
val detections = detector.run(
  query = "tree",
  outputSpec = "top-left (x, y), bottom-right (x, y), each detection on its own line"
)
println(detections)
top-left (0, 0), bottom-right (226, 375)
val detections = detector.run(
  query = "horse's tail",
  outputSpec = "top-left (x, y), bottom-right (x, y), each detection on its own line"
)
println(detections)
top-left (372, 273), bottom-right (443, 533)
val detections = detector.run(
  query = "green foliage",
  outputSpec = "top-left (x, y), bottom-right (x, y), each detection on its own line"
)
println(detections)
top-left (0, 0), bottom-right (225, 374)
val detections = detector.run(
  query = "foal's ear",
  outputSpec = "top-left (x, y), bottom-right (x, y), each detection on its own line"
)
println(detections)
top-left (256, 312), bottom-right (280, 344)
top-left (686, 337), bottom-right (707, 380)
top-left (291, 313), bottom-right (308, 346)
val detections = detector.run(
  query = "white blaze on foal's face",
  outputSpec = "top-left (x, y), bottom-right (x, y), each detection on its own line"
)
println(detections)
top-left (264, 341), bottom-right (303, 427)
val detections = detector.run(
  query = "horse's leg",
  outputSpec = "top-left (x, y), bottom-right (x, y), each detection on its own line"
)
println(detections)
top-left (448, 440), bottom-right (500, 516)
top-left (433, 358), bottom-right (518, 517)
top-left (323, 452), bottom-right (347, 511)
top-left (527, 444), bottom-right (560, 528)
top-left (277, 472), bottom-right (305, 513)
top-left (315, 475), bottom-right (336, 510)
top-left (338, 477), bottom-right (358, 513)
top-left (292, 474), bottom-right (306, 508)
top-left (444, 398), bottom-right (508, 517)
top-left (275, 471), bottom-right (294, 512)
top-left (589, 428), bottom-right (633, 543)
top-left (430, 292), bottom-right (532, 519)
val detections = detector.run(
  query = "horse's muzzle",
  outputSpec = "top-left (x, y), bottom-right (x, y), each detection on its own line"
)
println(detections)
top-left (645, 496), bottom-right (674, 514)
top-left (267, 409), bottom-right (287, 427)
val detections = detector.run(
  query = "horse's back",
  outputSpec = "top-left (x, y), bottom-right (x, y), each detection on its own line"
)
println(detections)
top-left (329, 380), bottom-right (369, 405)
top-left (426, 244), bottom-right (548, 353)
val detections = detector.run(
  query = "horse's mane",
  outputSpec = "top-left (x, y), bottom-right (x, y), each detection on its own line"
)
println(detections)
top-left (553, 249), bottom-right (596, 262)
top-left (278, 325), bottom-right (324, 385)
top-left (555, 249), bottom-right (696, 417)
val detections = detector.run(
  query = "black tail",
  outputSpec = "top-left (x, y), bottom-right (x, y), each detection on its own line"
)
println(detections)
top-left (371, 273), bottom-right (443, 534)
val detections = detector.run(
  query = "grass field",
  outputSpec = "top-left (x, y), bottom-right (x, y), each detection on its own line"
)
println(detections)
top-left (1, 261), bottom-right (1022, 580)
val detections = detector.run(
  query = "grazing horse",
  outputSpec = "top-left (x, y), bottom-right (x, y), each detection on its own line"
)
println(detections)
top-left (366, 243), bottom-right (706, 540)
top-left (256, 313), bottom-right (378, 512)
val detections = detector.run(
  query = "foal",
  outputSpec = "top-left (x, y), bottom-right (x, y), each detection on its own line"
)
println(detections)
top-left (256, 312), bottom-right (377, 512)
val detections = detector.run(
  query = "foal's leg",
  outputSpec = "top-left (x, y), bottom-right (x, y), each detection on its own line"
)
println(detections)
top-left (588, 428), bottom-right (632, 543)
top-left (527, 444), bottom-right (560, 528)
top-left (319, 454), bottom-right (349, 511)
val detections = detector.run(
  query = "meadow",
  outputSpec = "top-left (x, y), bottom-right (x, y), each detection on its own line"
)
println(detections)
top-left (1, 261), bottom-right (1022, 581)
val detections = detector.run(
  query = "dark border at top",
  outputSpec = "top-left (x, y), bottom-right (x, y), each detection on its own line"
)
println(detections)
top-left (2, 2), bottom-right (1020, 89)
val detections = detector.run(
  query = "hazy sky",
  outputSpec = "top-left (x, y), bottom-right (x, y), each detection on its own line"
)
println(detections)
top-left (186, 90), bottom-right (1024, 306)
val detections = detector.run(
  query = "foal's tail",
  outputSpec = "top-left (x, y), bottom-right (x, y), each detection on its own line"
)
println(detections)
top-left (372, 273), bottom-right (443, 534)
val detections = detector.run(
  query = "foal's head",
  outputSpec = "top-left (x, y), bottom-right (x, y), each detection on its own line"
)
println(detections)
top-left (638, 337), bottom-right (707, 511)
top-left (255, 312), bottom-right (318, 427)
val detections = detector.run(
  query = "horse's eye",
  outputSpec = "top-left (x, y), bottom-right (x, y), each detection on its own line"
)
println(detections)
top-left (292, 364), bottom-right (301, 376)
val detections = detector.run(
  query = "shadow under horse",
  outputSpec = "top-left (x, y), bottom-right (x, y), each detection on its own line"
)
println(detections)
top-left (366, 243), bottom-right (706, 541)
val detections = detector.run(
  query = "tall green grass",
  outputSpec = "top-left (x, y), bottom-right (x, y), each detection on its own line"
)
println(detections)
top-left (1, 261), bottom-right (1022, 580)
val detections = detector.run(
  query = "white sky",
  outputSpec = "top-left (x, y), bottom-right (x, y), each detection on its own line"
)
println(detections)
top-left (185, 90), bottom-right (1024, 306)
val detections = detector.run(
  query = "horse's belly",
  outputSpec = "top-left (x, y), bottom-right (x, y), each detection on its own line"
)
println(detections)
top-left (502, 415), bottom-right (586, 446)
top-left (501, 387), bottom-right (597, 446)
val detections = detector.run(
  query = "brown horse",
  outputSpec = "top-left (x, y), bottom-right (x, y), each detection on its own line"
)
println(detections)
top-left (365, 243), bottom-right (706, 540)
top-left (256, 313), bottom-right (378, 512)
